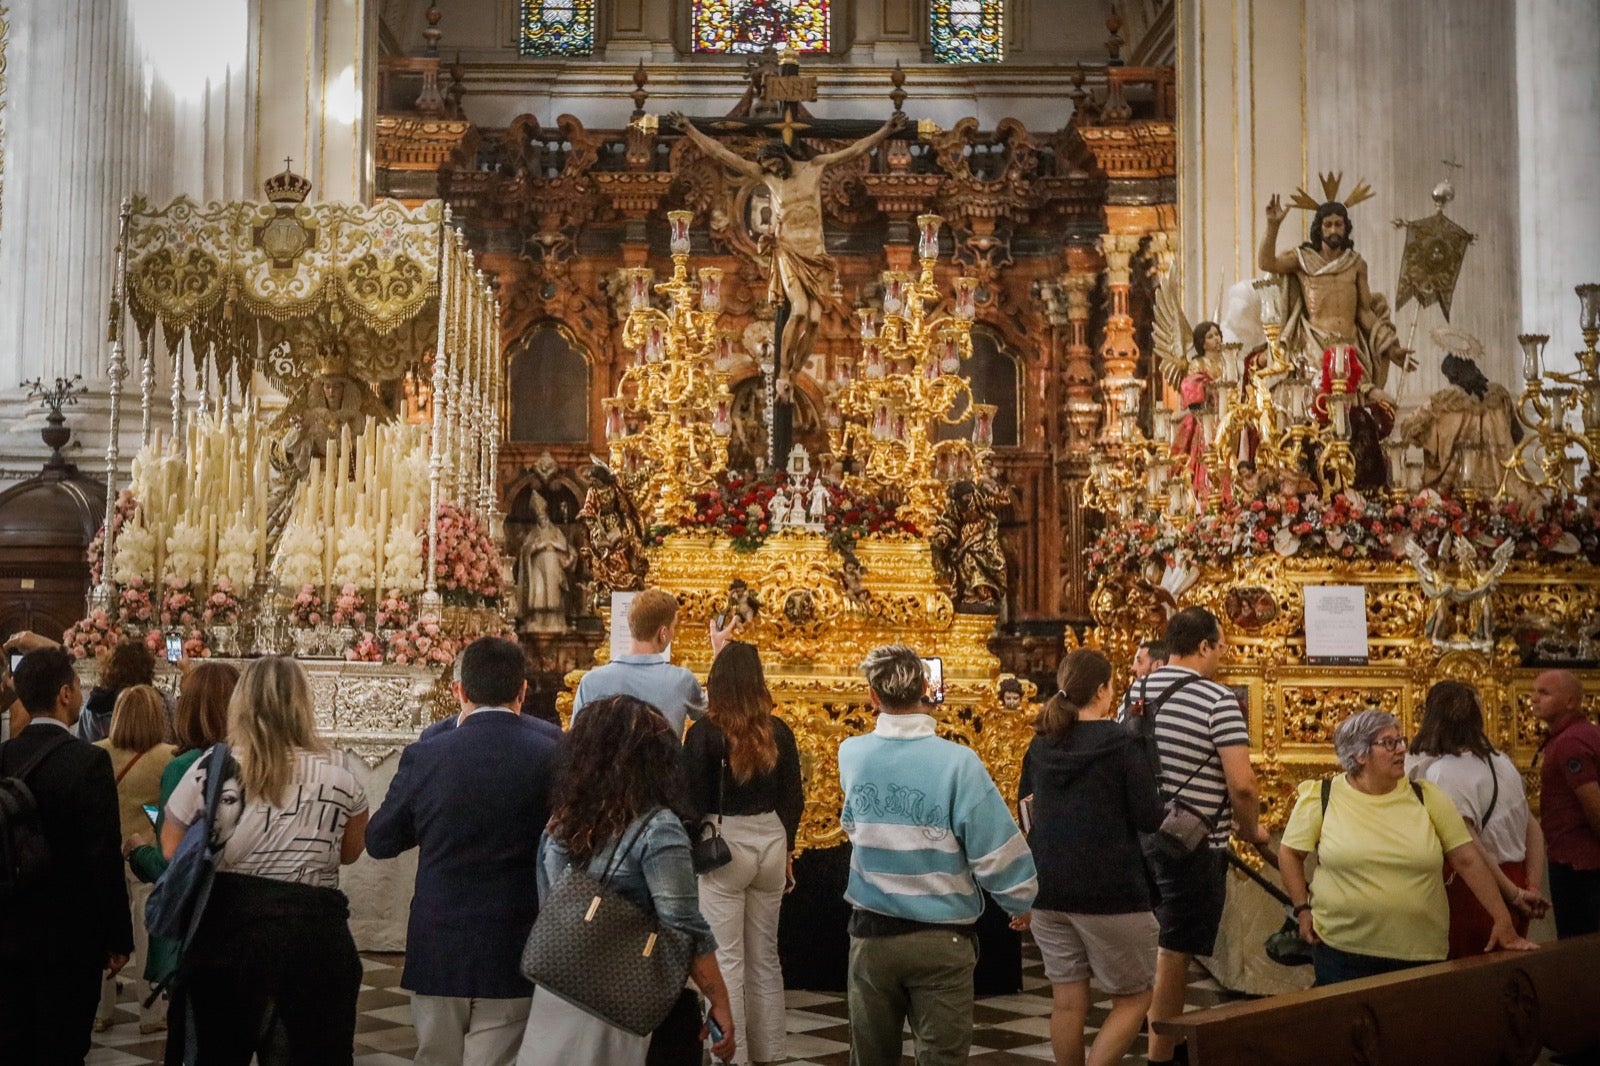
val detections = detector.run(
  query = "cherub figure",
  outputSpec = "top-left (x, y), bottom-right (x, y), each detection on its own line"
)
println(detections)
top-left (1406, 533), bottom-right (1516, 651)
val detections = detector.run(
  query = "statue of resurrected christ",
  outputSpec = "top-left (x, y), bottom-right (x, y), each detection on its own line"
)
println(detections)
top-left (670, 111), bottom-right (906, 392)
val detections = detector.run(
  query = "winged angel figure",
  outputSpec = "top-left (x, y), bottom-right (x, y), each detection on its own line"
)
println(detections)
top-left (1405, 533), bottom-right (1516, 651)
top-left (1152, 264), bottom-right (1223, 502)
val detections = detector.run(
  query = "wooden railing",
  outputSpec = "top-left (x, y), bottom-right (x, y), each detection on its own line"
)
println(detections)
top-left (1154, 934), bottom-right (1600, 1065)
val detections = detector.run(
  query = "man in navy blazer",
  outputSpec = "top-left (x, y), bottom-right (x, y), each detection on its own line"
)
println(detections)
top-left (367, 637), bottom-right (561, 1066)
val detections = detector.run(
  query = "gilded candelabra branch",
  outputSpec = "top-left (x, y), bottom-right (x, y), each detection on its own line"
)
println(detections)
top-left (1499, 289), bottom-right (1600, 501)
top-left (826, 215), bottom-right (984, 532)
top-left (608, 211), bottom-right (732, 527)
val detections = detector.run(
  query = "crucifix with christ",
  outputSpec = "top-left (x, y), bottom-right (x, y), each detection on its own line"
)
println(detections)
top-left (667, 52), bottom-right (906, 469)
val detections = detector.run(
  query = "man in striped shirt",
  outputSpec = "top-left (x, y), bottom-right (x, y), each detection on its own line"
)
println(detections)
top-left (840, 644), bottom-right (1038, 1066)
top-left (1124, 607), bottom-right (1267, 1066)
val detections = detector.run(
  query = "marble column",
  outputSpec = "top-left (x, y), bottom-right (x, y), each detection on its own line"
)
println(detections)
top-left (0, 0), bottom-right (251, 480)
top-left (1515, 0), bottom-right (1600, 374)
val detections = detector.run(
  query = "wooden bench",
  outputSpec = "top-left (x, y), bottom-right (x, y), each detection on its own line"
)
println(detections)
top-left (1153, 934), bottom-right (1600, 1065)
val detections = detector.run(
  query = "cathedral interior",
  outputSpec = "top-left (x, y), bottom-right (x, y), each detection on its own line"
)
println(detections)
top-left (2, 1), bottom-right (1600, 1063)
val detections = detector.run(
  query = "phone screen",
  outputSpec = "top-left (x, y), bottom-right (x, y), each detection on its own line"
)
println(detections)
top-left (164, 634), bottom-right (183, 663)
top-left (7, 653), bottom-right (21, 672)
top-left (142, 804), bottom-right (160, 828)
top-left (919, 656), bottom-right (945, 705)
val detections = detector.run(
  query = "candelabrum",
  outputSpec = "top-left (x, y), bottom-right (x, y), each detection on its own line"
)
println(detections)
top-left (1501, 345), bottom-right (1590, 501)
top-left (1310, 345), bottom-right (1358, 496)
top-left (1084, 375), bottom-right (1167, 518)
top-left (826, 214), bottom-right (983, 532)
top-left (607, 210), bottom-right (733, 527)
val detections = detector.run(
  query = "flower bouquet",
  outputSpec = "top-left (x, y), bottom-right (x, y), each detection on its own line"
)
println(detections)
top-left (63, 609), bottom-right (121, 660)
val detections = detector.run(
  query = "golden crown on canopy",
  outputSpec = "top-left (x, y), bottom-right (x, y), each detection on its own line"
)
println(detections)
top-left (1290, 171), bottom-right (1375, 211)
top-left (264, 157), bottom-right (313, 205)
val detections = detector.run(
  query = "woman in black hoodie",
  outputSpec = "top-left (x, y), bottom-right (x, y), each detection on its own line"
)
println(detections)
top-left (1018, 648), bottom-right (1165, 1066)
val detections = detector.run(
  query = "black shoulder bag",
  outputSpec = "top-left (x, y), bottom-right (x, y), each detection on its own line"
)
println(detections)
top-left (691, 734), bottom-right (733, 874)
top-left (1147, 675), bottom-right (1228, 859)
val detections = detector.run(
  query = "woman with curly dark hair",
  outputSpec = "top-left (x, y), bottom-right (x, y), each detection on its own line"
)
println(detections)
top-left (79, 641), bottom-right (158, 742)
top-left (515, 695), bottom-right (736, 1066)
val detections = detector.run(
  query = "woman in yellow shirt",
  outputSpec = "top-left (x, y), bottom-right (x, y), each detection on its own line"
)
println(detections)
top-left (1279, 709), bottom-right (1536, 985)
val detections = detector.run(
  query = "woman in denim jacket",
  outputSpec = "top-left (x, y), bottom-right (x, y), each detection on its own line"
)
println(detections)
top-left (516, 695), bottom-right (736, 1066)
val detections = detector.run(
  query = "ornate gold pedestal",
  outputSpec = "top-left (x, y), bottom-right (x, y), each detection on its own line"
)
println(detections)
top-left (1092, 555), bottom-right (1600, 826)
top-left (566, 534), bottom-right (1032, 849)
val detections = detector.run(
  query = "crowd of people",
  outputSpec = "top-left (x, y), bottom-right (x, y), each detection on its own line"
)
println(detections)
top-left (0, 593), bottom-right (1597, 1066)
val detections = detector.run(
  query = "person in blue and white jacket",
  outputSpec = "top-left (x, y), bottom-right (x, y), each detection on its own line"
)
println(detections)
top-left (839, 644), bottom-right (1038, 1066)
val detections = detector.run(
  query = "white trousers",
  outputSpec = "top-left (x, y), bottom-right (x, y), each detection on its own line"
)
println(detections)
top-left (98, 872), bottom-right (163, 1028)
top-left (412, 993), bottom-right (532, 1066)
top-left (698, 811), bottom-right (789, 1065)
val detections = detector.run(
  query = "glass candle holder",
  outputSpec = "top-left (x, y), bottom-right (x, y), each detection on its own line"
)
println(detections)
top-left (972, 403), bottom-right (996, 448)
top-left (864, 343), bottom-right (884, 379)
top-left (1577, 283), bottom-right (1600, 333)
top-left (1330, 345), bottom-right (1353, 383)
top-left (857, 307), bottom-right (879, 339)
top-left (697, 267), bottom-right (723, 313)
top-left (917, 214), bottom-right (942, 261)
top-left (644, 325), bottom-right (666, 363)
top-left (940, 336), bottom-right (962, 375)
top-left (953, 276), bottom-right (978, 321)
top-left (667, 211), bottom-right (692, 255)
top-left (1253, 276), bottom-right (1285, 330)
top-left (626, 268), bottom-right (654, 313)
top-left (712, 392), bottom-right (732, 438)
top-left (882, 272), bottom-right (906, 316)
top-left (603, 399), bottom-right (626, 441)
top-left (1517, 334), bottom-right (1548, 382)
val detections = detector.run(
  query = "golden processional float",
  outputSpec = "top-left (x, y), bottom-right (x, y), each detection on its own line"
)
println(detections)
top-left (1084, 175), bottom-right (1600, 827)
top-left (64, 166), bottom-right (506, 764)
top-left (570, 211), bottom-right (1030, 850)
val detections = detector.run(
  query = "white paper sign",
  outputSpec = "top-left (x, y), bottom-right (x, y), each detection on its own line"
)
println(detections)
top-left (609, 591), bottom-right (639, 661)
top-left (1304, 585), bottom-right (1369, 665)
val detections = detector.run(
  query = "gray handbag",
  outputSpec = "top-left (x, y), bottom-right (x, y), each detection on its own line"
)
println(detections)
top-left (519, 810), bottom-right (695, 1036)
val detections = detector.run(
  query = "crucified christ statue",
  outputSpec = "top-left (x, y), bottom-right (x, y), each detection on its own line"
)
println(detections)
top-left (670, 111), bottom-right (906, 392)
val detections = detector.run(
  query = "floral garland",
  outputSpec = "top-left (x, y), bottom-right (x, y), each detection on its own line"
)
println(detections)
top-left (426, 502), bottom-right (503, 603)
top-left (87, 489), bottom-right (139, 586)
top-left (650, 472), bottom-right (917, 554)
top-left (201, 579), bottom-right (240, 626)
top-left (1087, 489), bottom-right (1600, 586)
top-left (331, 583), bottom-right (370, 629)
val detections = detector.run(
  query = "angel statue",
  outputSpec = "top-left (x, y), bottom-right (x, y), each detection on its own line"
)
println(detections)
top-left (1405, 533), bottom-right (1516, 652)
top-left (931, 478), bottom-right (1008, 611)
top-left (1153, 265), bottom-right (1224, 500)
top-left (265, 355), bottom-right (387, 560)
top-left (577, 460), bottom-right (648, 595)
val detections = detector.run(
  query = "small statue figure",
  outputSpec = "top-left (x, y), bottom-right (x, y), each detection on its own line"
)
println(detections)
top-left (1406, 533), bottom-right (1515, 651)
top-left (787, 483), bottom-right (807, 529)
top-left (1153, 269), bottom-right (1223, 499)
top-left (931, 478), bottom-right (1007, 611)
top-left (836, 548), bottom-right (870, 607)
top-left (769, 489), bottom-right (791, 529)
top-left (998, 676), bottom-right (1027, 712)
top-left (807, 476), bottom-right (830, 527)
top-left (1399, 340), bottom-right (1525, 501)
top-left (577, 461), bottom-right (648, 593)
top-left (517, 493), bottom-right (574, 632)
top-left (724, 578), bottom-right (760, 629)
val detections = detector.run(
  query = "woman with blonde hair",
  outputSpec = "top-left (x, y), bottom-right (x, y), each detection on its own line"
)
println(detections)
top-left (1018, 649), bottom-right (1165, 1066)
top-left (92, 684), bottom-right (176, 1032)
top-left (683, 642), bottom-right (804, 1066)
top-left (159, 656), bottom-right (369, 1064)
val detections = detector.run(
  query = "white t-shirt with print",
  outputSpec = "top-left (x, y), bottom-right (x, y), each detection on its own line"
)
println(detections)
top-left (167, 746), bottom-right (367, 889)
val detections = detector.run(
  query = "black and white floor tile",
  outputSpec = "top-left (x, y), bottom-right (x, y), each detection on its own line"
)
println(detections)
top-left (86, 941), bottom-right (1242, 1065)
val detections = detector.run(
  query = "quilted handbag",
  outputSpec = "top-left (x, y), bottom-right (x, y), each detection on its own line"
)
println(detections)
top-left (690, 737), bottom-right (732, 875)
top-left (519, 810), bottom-right (695, 1036)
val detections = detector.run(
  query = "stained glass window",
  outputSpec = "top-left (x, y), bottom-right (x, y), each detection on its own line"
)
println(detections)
top-left (692, 0), bottom-right (830, 55)
top-left (931, 0), bottom-right (1004, 64)
top-left (518, 0), bottom-right (595, 57)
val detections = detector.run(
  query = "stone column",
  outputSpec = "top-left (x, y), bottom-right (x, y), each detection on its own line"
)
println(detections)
top-left (1061, 259), bottom-right (1101, 454)
top-left (1516, 0), bottom-right (1600, 372)
top-left (0, 0), bottom-right (250, 480)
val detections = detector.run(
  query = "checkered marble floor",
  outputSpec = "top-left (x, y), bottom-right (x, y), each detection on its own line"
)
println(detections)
top-left (87, 942), bottom-right (1243, 1065)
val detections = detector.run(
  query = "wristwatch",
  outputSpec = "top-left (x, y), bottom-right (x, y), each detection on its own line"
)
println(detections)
top-left (1292, 903), bottom-right (1312, 916)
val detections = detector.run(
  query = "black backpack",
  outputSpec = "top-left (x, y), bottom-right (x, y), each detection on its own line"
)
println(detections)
top-left (0, 731), bottom-right (75, 901)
